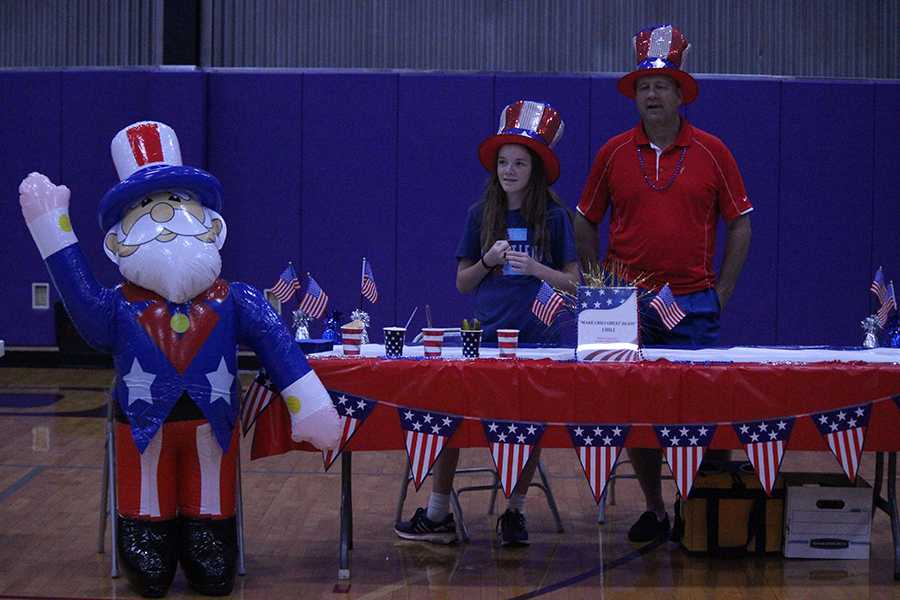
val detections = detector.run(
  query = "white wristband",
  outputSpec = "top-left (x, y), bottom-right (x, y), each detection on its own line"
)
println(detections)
top-left (281, 370), bottom-right (332, 420)
top-left (26, 208), bottom-right (78, 259)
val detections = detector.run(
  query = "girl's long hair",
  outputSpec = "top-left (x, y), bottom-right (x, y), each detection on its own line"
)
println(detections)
top-left (479, 145), bottom-right (563, 262)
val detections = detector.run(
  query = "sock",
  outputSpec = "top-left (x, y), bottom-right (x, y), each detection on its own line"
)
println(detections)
top-left (507, 493), bottom-right (526, 513)
top-left (426, 492), bottom-right (450, 522)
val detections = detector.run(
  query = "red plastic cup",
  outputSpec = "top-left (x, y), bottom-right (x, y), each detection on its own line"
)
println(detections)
top-left (341, 324), bottom-right (363, 356)
top-left (497, 329), bottom-right (519, 358)
top-left (421, 328), bottom-right (444, 358)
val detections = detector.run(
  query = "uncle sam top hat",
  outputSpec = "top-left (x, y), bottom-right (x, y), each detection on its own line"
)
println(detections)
top-left (478, 100), bottom-right (565, 184)
top-left (98, 121), bottom-right (223, 232)
top-left (617, 24), bottom-right (698, 104)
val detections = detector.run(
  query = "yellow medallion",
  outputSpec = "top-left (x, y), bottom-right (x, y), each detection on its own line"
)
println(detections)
top-left (285, 395), bottom-right (301, 414)
top-left (58, 214), bottom-right (72, 232)
top-left (170, 313), bottom-right (190, 333)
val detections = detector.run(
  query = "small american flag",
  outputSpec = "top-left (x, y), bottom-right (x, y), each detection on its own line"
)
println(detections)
top-left (240, 370), bottom-right (277, 435)
top-left (398, 408), bottom-right (462, 490)
top-left (361, 259), bottom-right (378, 303)
top-left (654, 423), bottom-right (716, 498)
top-left (649, 284), bottom-right (686, 331)
top-left (567, 423), bottom-right (630, 504)
top-left (812, 403), bottom-right (870, 482)
top-left (482, 419), bottom-right (545, 498)
top-left (322, 391), bottom-right (377, 471)
top-left (532, 281), bottom-right (565, 326)
top-left (876, 281), bottom-right (896, 327)
top-left (270, 264), bottom-right (300, 303)
top-left (870, 267), bottom-right (887, 304)
top-left (733, 417), bottom-right (795, 496)
top-left (297, 274), bottom-right (329, 320)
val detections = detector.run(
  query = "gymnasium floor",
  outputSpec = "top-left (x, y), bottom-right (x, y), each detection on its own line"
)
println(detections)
top-left (0, 367), bottom-right (897, 599)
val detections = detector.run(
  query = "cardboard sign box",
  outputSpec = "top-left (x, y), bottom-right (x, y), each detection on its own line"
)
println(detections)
top-left (783, 473), bottom-right (872, 560)
top-left (576, 286), bottom-right (641, 362)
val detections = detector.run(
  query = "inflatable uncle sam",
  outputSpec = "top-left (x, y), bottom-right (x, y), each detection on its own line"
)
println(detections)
top-left (18, 121), bottom-right (341, 597)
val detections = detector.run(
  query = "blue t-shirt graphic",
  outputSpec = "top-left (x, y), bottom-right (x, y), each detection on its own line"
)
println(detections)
top-left (455, 203), bottom-right (577, 345)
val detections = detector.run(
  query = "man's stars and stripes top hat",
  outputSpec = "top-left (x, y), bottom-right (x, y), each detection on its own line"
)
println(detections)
top-left (398, 408), bottom-right (462, 490)
top-left (812, 403), bottom-right (871, 482)
top-left (733, 417), bottom-right (795, 496)
top-left (482, 419), bottom-right (545, 498)
top-left (654, 423), bottom-right (716, 498)
top-left (567, 423), bottom-right (630, 503)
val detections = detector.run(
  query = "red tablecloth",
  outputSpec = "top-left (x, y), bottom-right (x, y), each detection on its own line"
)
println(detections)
top-left (251, 357), bottom-right (900, 459)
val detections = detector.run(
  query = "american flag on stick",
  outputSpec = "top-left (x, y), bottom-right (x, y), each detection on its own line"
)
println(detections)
top-left (361, 258), bottom-right (378, 304)
top-left (812, 403), bottom-right (870, 482)
top-left (482, 419), bottom-right (545, 498)
top-left (654, 423), bottom-right (716, 498)
top-left (270, 263), bottom-right (300, 303)
top-left (398, 408), bottom-right (462, 490)
top-left (567, 423), bottom-right (630, 504)
top-left (733, 417), bottom-right (795, 496)
top-left (876, 281), bottom-right (896, 327)
top-left (870, 267), bottom-right (887, 304)
top-left (649, 283), bottom-right (686, 331)
top-left (297, 274), bottom-right (329, 319)
top-left (532, 281), bottom-right (565, 326)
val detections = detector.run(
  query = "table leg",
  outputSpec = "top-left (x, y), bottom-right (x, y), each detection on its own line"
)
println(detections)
top-left (338, 452), bottom-right (352, 580)
top-left (887, 452), bottom-right (899, 581)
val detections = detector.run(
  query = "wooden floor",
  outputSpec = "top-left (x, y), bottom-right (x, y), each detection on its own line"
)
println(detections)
top-left (0, 367), bottom-right (897, 600)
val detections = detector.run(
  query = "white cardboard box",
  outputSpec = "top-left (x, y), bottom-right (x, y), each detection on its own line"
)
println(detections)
top-left (783, 482), bottom-right (872, 559)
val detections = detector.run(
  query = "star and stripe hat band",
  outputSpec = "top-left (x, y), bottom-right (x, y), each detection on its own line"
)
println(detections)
top-left (99, 120), bottom-right (223, 232)
top-left (478, 100), bottom-right (565, 184)
top-left (617, 24), bottom-right (698, 104)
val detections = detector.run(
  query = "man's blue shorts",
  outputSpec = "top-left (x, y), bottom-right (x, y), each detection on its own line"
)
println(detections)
top-left (638, 288), bottom-right (720, 347)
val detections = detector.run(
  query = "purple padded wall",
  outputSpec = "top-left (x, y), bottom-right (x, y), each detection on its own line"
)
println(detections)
top-left (396, 73), bottom-right (493, 332)
top-left (0, 72), bottom-right (62, 346)
top-left (778, 80), bottom-right (874, 345)
top-left (872, 82), bottom-right (900, 286)
top-left (206, 71), bottom-right (303, 292)
top-left (687, 78), bottom-right (781, 345)
top-left (300, 72), bottom-right (398, 335)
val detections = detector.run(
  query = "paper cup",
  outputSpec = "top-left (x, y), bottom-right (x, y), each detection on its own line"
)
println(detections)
top-left (383, 326), bottom-right (406, 359)
top-left (497, 329), bottom-right (519, 358)
top-left (422, 328), bottom-right (444, 358)
top-left (460, 329), bottom-right (482, 359)
top-left (341, 324), bottom-right (363, 356)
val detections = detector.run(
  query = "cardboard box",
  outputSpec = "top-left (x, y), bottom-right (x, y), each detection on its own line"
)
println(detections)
top-left (782, 473), bottom-right (872, 559)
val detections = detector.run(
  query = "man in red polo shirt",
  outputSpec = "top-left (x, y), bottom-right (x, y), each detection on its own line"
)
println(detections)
top-left (575, 25), bottom-right (753, 543)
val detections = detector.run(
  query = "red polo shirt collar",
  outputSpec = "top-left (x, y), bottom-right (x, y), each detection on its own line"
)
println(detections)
top-left (633, 119), bottom-right (694, 148)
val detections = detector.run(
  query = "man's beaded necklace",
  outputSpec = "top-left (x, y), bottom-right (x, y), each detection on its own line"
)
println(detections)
top-left (636, 145), bottom-right (687, 192)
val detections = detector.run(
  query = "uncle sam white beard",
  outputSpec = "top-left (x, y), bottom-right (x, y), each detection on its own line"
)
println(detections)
top-left (117, 209), bottom-right (223, 303)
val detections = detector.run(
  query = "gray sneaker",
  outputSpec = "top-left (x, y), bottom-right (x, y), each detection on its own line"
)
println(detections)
top-left (497, 509), bottom-right (529, 546)
top-left (394, 507), bottom-right (458, 544)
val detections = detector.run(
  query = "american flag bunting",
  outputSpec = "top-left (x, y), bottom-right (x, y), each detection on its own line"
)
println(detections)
top-left (398, 408), bottom-right (462, 490)
top-left (322, 391), bottom-right (377, 471)
top-left (654, 423), bottom-right (716, 498)
top-left (482, 419), bottom-right (545, 498)
top-left (870, 267), bottom-right (887, 304)
top-left (567, 423), bottom-right (630, 504)
top-left (812, 403), bottom-right (871, 482)
top-left (733, 417), bottom-right (795, 496)
top-left (297, 274), bottom-right (330, 320)
top-left (649, 283), bottom-right (686, 331)
top-left (240, 370), bottom-right (277, 436)
top-left (361, 259), bottom-right (379, 303)
top-left (532, 281), bottom-right (565, 326)
top-left (270, 264), bottom-right (300, 303)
